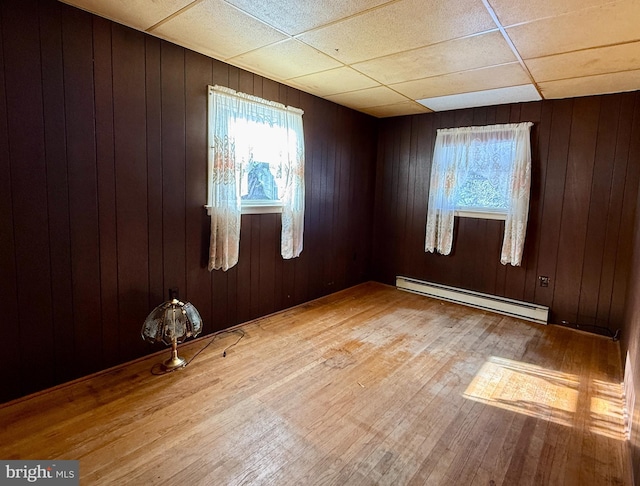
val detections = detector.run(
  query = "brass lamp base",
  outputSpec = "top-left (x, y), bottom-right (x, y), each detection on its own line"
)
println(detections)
top-left (162, 340), bottom-right (186, 371)
top-left (162, 355), bottom-right (187, 371)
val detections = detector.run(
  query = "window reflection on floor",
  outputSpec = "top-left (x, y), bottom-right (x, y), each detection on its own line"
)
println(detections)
top-left (463, 356), bottom-right (625, 439)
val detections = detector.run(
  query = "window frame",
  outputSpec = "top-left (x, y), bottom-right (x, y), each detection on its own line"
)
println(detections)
top-left (205, 85), bottom-right (303, 217)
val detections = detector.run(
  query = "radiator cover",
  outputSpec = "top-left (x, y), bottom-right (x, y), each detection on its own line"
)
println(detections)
top-left (396, 276), bottom-right (549, 325)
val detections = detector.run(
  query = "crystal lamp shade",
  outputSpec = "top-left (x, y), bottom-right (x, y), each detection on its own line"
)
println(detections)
top-left (142, 299), bottom-right (203, 345)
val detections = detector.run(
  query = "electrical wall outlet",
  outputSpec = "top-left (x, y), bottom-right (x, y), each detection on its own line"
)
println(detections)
top-left (538, 276), bottom-right (550, 287)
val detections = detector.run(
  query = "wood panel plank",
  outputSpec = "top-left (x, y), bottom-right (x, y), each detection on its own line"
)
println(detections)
top-left (93, 16), bottom-right (120, 369)
top-left (578, 95), bottom-right (621, 328)
top-left (0, 0), bottom-right (22, 402)
top-left (62, 4), bottom-right (103, 376)
top-left (394, 116), bottom-right (413, 281)
top-left (405, 114), bottom-right (431, 284)
top-left (3, 0), bottom-right (55, 395)
top-left (371, 116), bottom-right (389, 281)
top-left (258, 213), bottom-right (278, 317)
top-left (531, 100), bottom-right (573, 318)
top-left (554, 98), bottom-right (601, 324)
top-left (354, 113), bottom-right (377, 285)
top-left (237, 214), bottom-right (253, 324)
top-left (596, 93), bottom-right (635, 329)
top-left (160, 41), bottom-right (187, 296)
top-left (326, 107), bottom-right (344, 292)
top-left (39, 0), bottom-right (75, 380)
top-left (145, 36), bottom-right (164, 308)
top-left (184, 50), bottom-right (213, 332)
top-left (238, 68), bottom-right (253, 96)
top-left (250, 213), bottom-right (262, 319)
top-left (523, 101), bottom-right (549, 304)
top-left (112, 24), bottom-right (149, 361)
top-left (455, 216), bottom-right (479, 290)
top-left (305, 98), bottom-right (330, 297)
top-left (609, 93), bottom-right (640, 329)
top-left (320, 101), bottom-right (338, 297)
top-left (375, 117), bottom-right (402, 283)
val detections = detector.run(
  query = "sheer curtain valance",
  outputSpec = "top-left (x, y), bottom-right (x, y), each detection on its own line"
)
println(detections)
top-left (207, 85), bottom-right (305, 271)
top-left (425, 122), bottom-right (533, 266)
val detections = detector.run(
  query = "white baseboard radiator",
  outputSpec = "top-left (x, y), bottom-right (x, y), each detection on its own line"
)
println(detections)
top-left (396, 276), bottom-right (549, 325)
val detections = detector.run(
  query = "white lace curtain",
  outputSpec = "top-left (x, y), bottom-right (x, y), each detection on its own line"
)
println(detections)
top-left (425, 122), bottom-right (533, 266)
top-left (207, 85), bottom-right (305, 271)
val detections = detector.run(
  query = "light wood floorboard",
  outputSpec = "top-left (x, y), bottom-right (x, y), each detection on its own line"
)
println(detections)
top-left (0, 282), bottom-right (631, 485)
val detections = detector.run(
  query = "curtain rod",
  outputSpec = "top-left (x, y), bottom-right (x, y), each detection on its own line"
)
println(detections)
top-left (436, 122), bottom-right (533, 134)
top-left (209, 85), bottom-right (304, 115)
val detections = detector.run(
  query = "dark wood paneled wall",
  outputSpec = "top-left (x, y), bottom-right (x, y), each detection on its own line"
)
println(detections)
top-left (0, 0), bottom-right (376, 402)
top-left (373, 95), bottom-right (640, 331)
top-left (622, 190), bottom-right (640, 485)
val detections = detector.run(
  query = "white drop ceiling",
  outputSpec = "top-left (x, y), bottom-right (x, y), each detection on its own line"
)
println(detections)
top-left (59, 0), bottom-right (640, 117)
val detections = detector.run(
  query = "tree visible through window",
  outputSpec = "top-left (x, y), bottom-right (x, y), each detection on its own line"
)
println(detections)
top-left (454, 138), bottom-right (514, 214)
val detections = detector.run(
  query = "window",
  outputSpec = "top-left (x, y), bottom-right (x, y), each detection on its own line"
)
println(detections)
top-left (453, 137), bottom-right (515, 219)
top-left (425, 122), bottom-right (533, 266)
top-left (227, 117), bottom-right (297, 214)
top-left (206, 85), bottom-right (305, 271)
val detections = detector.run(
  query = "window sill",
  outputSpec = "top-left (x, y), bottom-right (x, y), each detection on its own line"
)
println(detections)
top-left (241, 204), bottom-right (282, 215)
top-left (204, 203), bottom-right (283, 216)
top-left (455, 210), bottom-right (506, 221)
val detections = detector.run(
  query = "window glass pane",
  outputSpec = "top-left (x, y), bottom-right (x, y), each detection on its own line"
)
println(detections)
top-left (228, 118), bottom-right (296, 204)
top-left (455, 138), bottom-right (512, 212)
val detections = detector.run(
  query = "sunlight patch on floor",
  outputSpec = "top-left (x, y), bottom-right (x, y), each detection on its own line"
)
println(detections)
top-left (464, 357), bottom-right (626, 440)
top-left (589, 378), bottom-right (626, 440)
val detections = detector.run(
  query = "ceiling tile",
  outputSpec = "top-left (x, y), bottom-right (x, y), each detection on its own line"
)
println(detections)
top-left (417, 84), bottom-right (541, 111)
top-left (325, 86), bottom-right (409, 109)
top-left (526, 42), bottom-right (640, 83)
top-left (151, 0), bottom-right (287, 60)
top-left (288, 67), bottom-right (380, 96)
top-left (391, 63), bottom-right (530, 100)
top-left (61, 0), bottom-right (640, 117)
top-left (360, 101), bottom-right (432, 118)
top-left (59, 0), bottom-right (193, 30)
top-left (223, 0), bottom-right (393, 35)
top-left (352, 31), bottom-right (515, 85)
top-left (229, 39), bottom-right (342, 80)
top-left (488, 0), bottom-right (614, 26)
top-left (297, 0), bottom-right (496, 64)
top-left (506, 0), bottom-right (640, 59)
top-left (539, 69), bottom-right (640, 99)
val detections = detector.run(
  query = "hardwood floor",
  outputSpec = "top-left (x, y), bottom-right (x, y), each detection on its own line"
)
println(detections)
top-left (0, 282), bottom-right (631, 485)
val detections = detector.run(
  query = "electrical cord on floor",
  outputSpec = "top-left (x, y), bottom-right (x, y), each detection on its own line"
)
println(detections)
top-left (559, 320), bottom-right (620, 341)
top-left (150, 328), bottom-right (246, 375)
